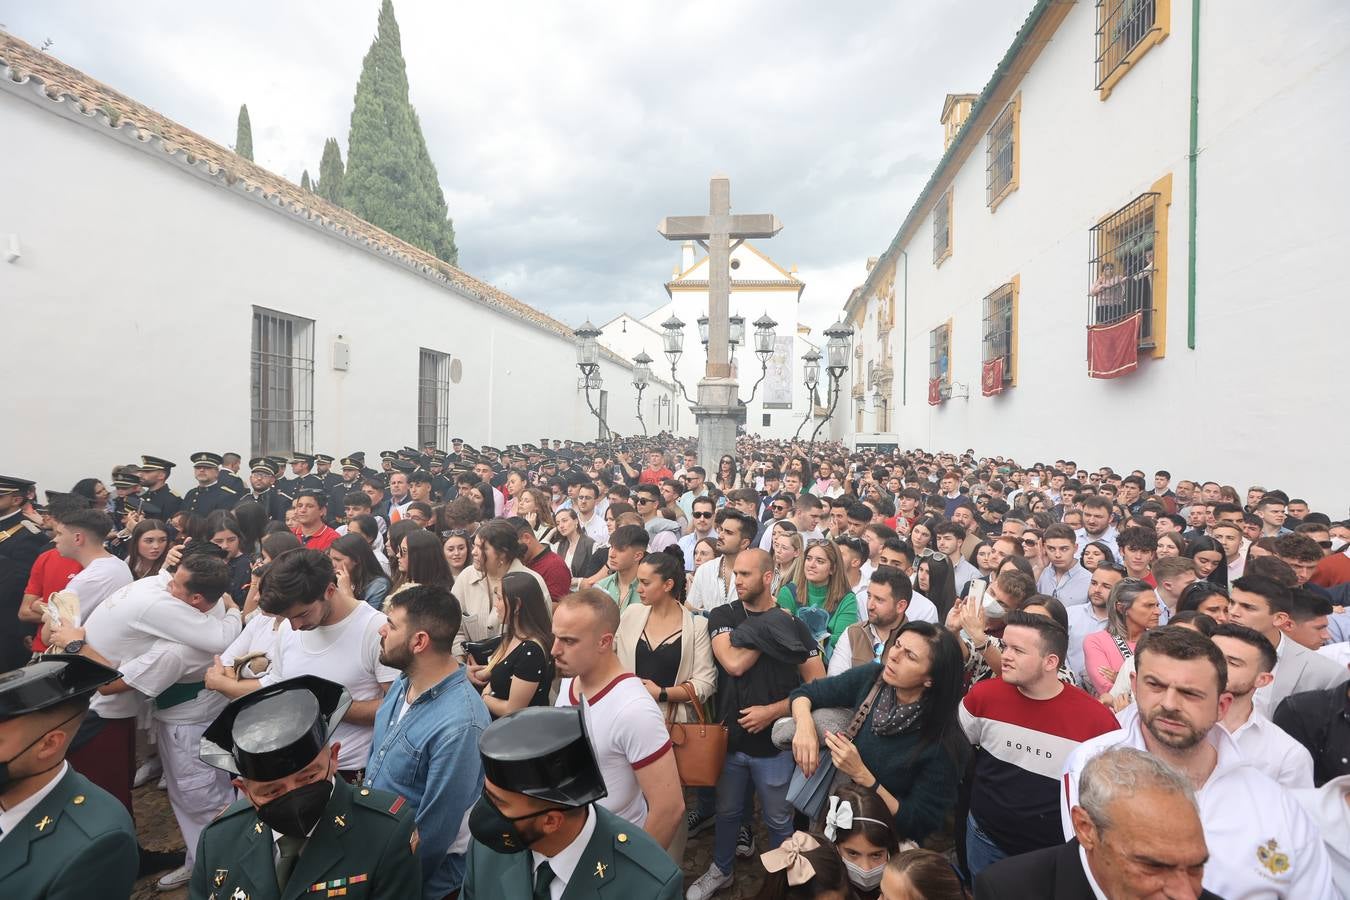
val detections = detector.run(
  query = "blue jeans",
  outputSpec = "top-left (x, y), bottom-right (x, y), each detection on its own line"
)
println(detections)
top-left (965, 813), bottom-right (1007, 880)
top-left (712, 750), bottom-right (795, 874)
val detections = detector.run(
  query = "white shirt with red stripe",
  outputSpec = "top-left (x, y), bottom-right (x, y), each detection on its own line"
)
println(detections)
top-left (556, 672), bottom-right (672, 831)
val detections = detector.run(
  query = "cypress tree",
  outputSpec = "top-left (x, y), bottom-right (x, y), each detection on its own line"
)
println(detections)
top-left (342, 0), bottom-right (458, 265)
top-left (235, 104), bottom-right (253, 161)
top-left (300, 170), bottom-right (312, 191)
top-left (316, 138), bottom-right (344, 205)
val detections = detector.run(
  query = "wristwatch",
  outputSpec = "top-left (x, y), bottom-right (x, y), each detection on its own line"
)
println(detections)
top-left (63, 640), bottom-right (85, 654)
top-left (658, 687), bottom-right (668, 703)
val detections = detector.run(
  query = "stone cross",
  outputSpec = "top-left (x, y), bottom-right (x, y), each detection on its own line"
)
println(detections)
top-left (658, 176), bottom-right (781, 379)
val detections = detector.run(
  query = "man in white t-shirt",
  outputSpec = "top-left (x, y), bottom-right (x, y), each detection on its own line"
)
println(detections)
top-left (52, 507), bottom-right (132, 622)
top-left (551, 589), bottom-right (683, 851)
top-left (205, 548), bottom-right (396, 777)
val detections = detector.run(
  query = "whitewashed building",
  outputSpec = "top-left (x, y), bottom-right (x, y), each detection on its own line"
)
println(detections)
top-left (0, 33), bottom-right (672, 493)
top-left (599, 240), bottom-right (822, 441)
top-left (835, 0), bottom-right (1350, 512)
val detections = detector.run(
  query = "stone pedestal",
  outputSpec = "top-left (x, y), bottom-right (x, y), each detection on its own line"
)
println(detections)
top-left (693, 376), bottom-right (745, 473)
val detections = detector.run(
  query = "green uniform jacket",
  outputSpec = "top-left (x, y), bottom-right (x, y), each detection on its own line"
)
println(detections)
top-left (0, 766), bottom-right (137, 900)
top-left (188, 777), bottom-right (420, 900)
top-left (462, 805), bottom-right (682, 900)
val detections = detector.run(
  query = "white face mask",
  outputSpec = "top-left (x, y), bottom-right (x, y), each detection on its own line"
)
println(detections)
top-left (843, 857), bottom-right (887, 890)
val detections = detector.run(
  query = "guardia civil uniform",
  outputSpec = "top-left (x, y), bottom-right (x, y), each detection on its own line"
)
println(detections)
top-left (0, 655), bottom-right (138, 900)
top-left (190, 676), bottom-right (421, 900)
top-left (462, 706), bottom-right (682, 900)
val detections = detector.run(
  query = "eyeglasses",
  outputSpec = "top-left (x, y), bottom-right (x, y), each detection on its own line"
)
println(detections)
top-left (692, 511), bottom-right (713, 519)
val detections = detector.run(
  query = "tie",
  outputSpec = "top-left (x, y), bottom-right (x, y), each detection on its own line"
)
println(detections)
top-left (533, 861), bottom-right (555, 900)
top-left (275, 834), bottom-right (307, 889)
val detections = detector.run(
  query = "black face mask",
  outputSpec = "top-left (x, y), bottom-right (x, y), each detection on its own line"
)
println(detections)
top-left (255, 777), bottom-right (334, 837)
top-left (0, 709), bottom-right (81, 791)
top-left (468, 792), bottom-right (567, 854)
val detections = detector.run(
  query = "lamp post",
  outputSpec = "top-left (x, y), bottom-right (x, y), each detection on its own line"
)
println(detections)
top-left (809, 319), bottom-right (854, 445)
top-left (573, 319), bottom-right (610, 439)
top-left (632, 351), bottom-right (652, 436)
top-left (661, 314), bottom-right (695, 404)
top-left (793, 347), bottom-right (823, 440)
top-left (742, 312), bottom-right (778, 404)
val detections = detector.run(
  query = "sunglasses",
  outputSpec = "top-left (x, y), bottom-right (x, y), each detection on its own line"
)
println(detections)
top-left (1021, 537), bottom-right (1039, 546)
top-left (770, 505), bottom-right (788, 513)
top-left (692, 511), bottom-right (714, 519)
top-left (635, 497), bottom-right (656, 505)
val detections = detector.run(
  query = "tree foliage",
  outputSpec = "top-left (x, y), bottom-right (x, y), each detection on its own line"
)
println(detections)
top-left (300, 170), bottom-right (312, 191)
top-left (235, 104), bottom-right (253, 161)
top-left (316, 138), bottom-right (345, 204)
top-left (342, 0), bottom-right (458, 265)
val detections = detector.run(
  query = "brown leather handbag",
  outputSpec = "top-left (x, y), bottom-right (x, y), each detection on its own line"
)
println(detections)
top-left (665, 682), bottom-right (727, 787)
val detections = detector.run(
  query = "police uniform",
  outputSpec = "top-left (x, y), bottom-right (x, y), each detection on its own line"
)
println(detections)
top-left (0, 655), bottom-right (139, 900)
top-left (0, 476), bottom-right (47, 671)
top-left (314, 455), bottom-right (344, 494)
top-left (219, 462), bottom-right (247, 495)
top-left (140, 455), bottom-right (184, 519)
top-left (238, 459), bottom-right (293, 522)
top-left (184, 452), bottom-right (241, 518)
top-left (462, 707), bottom-right (682, 900)
top-left (191, 676), bottom-right (421, 900)
top-left (329, 459), bottom-right (367, 519)
top-left (277, 453), bottom-right (325, 498)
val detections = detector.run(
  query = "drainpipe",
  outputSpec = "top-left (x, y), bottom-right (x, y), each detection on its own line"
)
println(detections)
top-left (1187, 0), bottom-right (1201, 349)
top-left (899, 249), bottom-right (910, 406)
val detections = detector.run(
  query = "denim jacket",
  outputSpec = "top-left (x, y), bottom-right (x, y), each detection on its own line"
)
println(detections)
top-left (365, 667), bottom-right (489, 897)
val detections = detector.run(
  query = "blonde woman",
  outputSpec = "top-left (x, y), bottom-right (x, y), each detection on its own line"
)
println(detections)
top-left (771, 529), bottom-right (804, 597)
top-left (777, 538), bottom-right (859, 659)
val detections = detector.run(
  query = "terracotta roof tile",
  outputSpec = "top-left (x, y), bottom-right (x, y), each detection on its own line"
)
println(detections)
top-left (0, 30), bottom-right (616, 352)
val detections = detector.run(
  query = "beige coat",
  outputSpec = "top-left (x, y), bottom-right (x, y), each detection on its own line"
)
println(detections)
top-left (614, 603), bottom-right (717, 723)
top-left (451, 560), bottom-right (550, 661)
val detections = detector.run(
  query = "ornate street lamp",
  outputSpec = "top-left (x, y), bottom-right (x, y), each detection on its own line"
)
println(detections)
top-left (728, 314), bottom-right (746, 351)
top-left (632, 351), bottom-right (652, 436)
top-left (660, 314), bottom-right (694, 404)
top-left (573, 320), bottom-right (609, 438)
top-left (794, 347), bottom-right (823, 440)
top-left (742, 312), bottom-right (778, 403)
top-left (697, 314), bottom-right (710, 346)
top-left (810, 319), bottom-right (855, 444)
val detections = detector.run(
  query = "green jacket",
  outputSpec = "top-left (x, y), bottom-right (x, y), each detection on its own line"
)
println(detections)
top-left (188, 777), bottom-right (420, 900)
top-left (463, 805), bottom-right (681, 900)
top-left (0, 766), bottom-right (137, 900)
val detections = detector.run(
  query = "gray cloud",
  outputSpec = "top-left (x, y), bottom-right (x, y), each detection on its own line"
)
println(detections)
top-left (3, 0), bottom-right (1029, 331)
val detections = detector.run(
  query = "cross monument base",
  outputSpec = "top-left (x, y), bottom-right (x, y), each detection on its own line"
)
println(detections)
top-left (693, 377), bottom-right (745, 475)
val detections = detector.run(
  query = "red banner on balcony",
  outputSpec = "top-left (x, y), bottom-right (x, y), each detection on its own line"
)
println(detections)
top-left (981, 357), bottom-right (1005, 396)
top-left (927, 378), bottom-right (942, 406)
top-left (1088, 312), bottom-right (1142, 379)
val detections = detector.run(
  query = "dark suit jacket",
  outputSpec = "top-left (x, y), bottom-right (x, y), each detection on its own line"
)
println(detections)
top-left (557, 533), bottom-right (598, 578)
top-left (974, 839), bottom-right (1224, 900)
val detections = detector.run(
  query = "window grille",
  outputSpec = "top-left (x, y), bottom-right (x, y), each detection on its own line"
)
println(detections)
top-left (1095, 0), bottom-right (1158, 88)
top-left (251, 307), bottom-right (314, 458)
top-left (417, 348), bottom-right (451, 449)
top-left (929, 323), bottom-right (951, 385)
top-left (1088, 192), bottom-right (1159, 347)
top-left (986, 102), bottom-right (1016, 205)
top-left (933, 189), bottom-right (952, 264)
top-left (982, 283), bottom-right (1015, 379)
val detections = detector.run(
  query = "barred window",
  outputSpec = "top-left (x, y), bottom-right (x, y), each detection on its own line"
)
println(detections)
top-left (929, 322), bottom-right (951, 385)
top-left (933, 189), bottom-right (952, 265)
top-left (982, 283), bottom-right (1015, 378)
top-left (1089, 193), bottom-right (1159, 347)
top-left (417, 348), bottom-right (451, 449)
top-left (986, 101), bottom-right (1017, 207)
top-left (1096, 0), bottom-right (1158, 89)
top-left (251, 307), bottom-right (314, 458)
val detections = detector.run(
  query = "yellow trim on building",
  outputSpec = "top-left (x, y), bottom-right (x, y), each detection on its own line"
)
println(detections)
top-left (1098, 0), bottom-right (1172, 100)
top-left (1149, 172), bottom-right (1172, 359)
top-left (988, 93), bottom-right (1021, 212)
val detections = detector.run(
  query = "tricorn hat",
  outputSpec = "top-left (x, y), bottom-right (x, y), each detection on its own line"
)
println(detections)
top-left (0, 655), bottom-right (120, 722)
top-left (478, 706), bottom-right (608, 807)
top-left (199, 675), bottom-right (351, 781)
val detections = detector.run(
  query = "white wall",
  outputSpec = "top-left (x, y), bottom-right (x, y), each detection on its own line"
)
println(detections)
top-left (0, 82), bottom-right (663, 494)
top-left (848, 0), bottom-right (1350, 513)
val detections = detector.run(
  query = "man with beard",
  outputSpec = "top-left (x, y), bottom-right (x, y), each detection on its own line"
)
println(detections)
top-left (191, 675), bottom-right (421, 900)
top-left (367, 583), bottom-right (488, 899)
top-left (462, 706), bottom-right (681, 899)
top-left (238, 457), bottom-right (292, 521)
top-left (1061, 626), bottom-right (1334, 899)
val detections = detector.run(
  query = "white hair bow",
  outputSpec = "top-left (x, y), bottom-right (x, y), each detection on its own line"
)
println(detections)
top-left (823, 795), bottom-right (854, 842)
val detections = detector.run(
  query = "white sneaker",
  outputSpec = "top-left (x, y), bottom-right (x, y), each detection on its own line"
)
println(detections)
top-left (133, 757), bottom-right (163, 789)
top-left (685, 863), bottom-right (733, 900)
top-left (156, 864), bottom-right (192, 891)
top-left (157, 773), bottom-right (167, 791)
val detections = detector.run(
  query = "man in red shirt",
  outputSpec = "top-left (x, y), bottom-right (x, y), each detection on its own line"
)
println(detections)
top-left (638, 450), bottom-right (673, 486)
top-left (511, 517), bottom-right (571, 601)
top-left (291, 489), bottom-right (339, 551)
top-left (958, 610), bottom-right (1120, 879)
top-left (19, 545), bottom-right (83, 652)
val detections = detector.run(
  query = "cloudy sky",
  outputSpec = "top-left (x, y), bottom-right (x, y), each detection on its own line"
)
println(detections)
top-left (2, 0), bottom-right (1030, 332)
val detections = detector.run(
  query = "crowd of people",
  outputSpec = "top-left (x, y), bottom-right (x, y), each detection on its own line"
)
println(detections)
top-left (1, 435), bottom-right (1349, 900)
